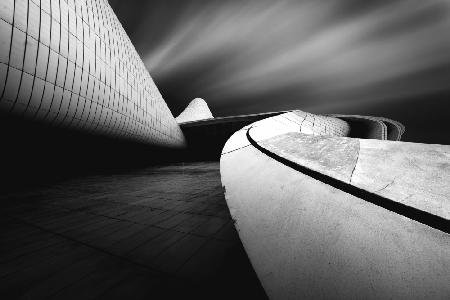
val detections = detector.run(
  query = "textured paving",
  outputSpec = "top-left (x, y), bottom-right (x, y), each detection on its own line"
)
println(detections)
top-left (0, 162), bottom-right (266, 299)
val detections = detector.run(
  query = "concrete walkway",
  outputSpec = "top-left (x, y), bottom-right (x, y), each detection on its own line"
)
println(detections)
top-left (221, 111), bottom-right (449, 299)
top-left (0, 162), bottom-right (266, 299)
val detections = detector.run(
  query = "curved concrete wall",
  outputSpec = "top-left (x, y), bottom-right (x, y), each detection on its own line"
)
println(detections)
top-left (180, 110), bottom-right (348, 160)
top-left (221, 111), bottom-right (449, 299)
top-left (0, 0), bottom-right (185, 148)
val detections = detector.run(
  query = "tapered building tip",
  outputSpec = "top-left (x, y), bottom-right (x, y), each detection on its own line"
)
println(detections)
top-left (175, 98), bottom-right (214, 124)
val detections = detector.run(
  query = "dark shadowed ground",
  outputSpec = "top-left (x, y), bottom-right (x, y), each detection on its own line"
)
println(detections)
top-left (0, 162), bottom-right (267, 299)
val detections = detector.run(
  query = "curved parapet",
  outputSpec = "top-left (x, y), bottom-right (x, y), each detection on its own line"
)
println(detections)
top-left (220, 111), bottom-right (449, 299)
top-left (330, 114), bottom-right (406, 141)
top-left (379, 117), bottom-right (406, 141)
top-left (330, 114), bottom-right (387, 140)
top-left (175, 98), bottom-right (213, 124)
top-left (0, 0), bottom-right (185, 148)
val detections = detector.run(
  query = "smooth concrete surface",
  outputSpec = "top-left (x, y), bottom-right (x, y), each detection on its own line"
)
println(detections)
top-left (176, 98), bottom-right (213, 124)
top-left (221, 143), bottom-right (450, 299)
top-left (260, 133), bottom-right (359, 182)
top-left (220, 111), bottom-right (449, 299)
top-left (259, 134), bottom-right (450, 220)
top-left (222, 110), bottom-right (350, 155)
top-left (353, 139), bottom-right (450, 219)
top-left (0, 0), bottom-right (185, 148)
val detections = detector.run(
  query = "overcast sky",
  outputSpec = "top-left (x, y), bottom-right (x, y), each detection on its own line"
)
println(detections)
top-left (109, 0), bottom-right (450, 144)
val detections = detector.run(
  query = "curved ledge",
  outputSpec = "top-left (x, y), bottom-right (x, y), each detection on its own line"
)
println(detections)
top-left (246, 127), bottom-right (449, 233)
top-left (220, 110), bottom-right (449, 299)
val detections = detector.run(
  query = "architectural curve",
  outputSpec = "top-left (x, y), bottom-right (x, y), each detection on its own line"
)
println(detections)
top-left (379, 117), bottom-right (406, 141)
top-left (175, 98), bottom-right (213, 124)
top-left (1, 1), bottom-right (447, 298)
top-left (330, 114), bottom-right (387, 140)
top-left (220, 110), bottom-right (449, 299)
top-left (0, 0), bottom-right (185, 148)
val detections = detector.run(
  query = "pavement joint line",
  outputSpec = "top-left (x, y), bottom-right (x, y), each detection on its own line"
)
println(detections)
top-left (11, 217), bottom-right (205, 285)
top-left (221, 144), bottom-right (252, 155)
top-left (173, 217), bottom-right (233, 274)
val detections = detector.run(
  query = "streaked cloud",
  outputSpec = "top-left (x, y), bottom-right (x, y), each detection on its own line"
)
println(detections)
top-left (110, 0), bottom-right (450, 143)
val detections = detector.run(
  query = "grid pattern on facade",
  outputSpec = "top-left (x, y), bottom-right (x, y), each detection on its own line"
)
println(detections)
top-left (278, 110), bottom-right (351, 137)
top-left (0, 0), bottom-right (185, 147)
top-left (330, 114), bottom-right (388, 140)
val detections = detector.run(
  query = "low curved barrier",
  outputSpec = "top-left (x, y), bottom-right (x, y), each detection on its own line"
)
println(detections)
top-left (220, 110), bottom-right (449, 299)
top-left (330, 114), bottom-right (388, 140)
top-left (378, 117), bottom-right (406, 141)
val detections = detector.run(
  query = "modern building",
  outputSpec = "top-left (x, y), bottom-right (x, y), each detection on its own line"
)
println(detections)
top-left (0, 1), bottom-right (448, 299)
top-left (220, 110), bottom-right (449, 299)
top-left (0, 0), bottom-right (184, 148)
top-left (175, 98), bottom-right (213, 124)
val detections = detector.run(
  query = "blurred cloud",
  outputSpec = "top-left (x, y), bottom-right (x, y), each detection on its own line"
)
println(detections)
top-left (109, 0), bottom-right (450, 143)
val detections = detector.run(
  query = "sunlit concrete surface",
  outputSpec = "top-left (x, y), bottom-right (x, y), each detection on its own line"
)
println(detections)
top-left (0, 162), bottom-right (266, 299)
top-left (1, 1), bottom-right (445, 299)
top-left (221, 111), bottom-right (449, 299)
top-left (175, 98), bottom-right (213, 124)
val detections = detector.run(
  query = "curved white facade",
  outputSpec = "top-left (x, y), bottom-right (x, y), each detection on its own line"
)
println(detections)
top-left (0, 0), bottom-right (185, 148)
top-left (176, 98), bottom-right (213, 124)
